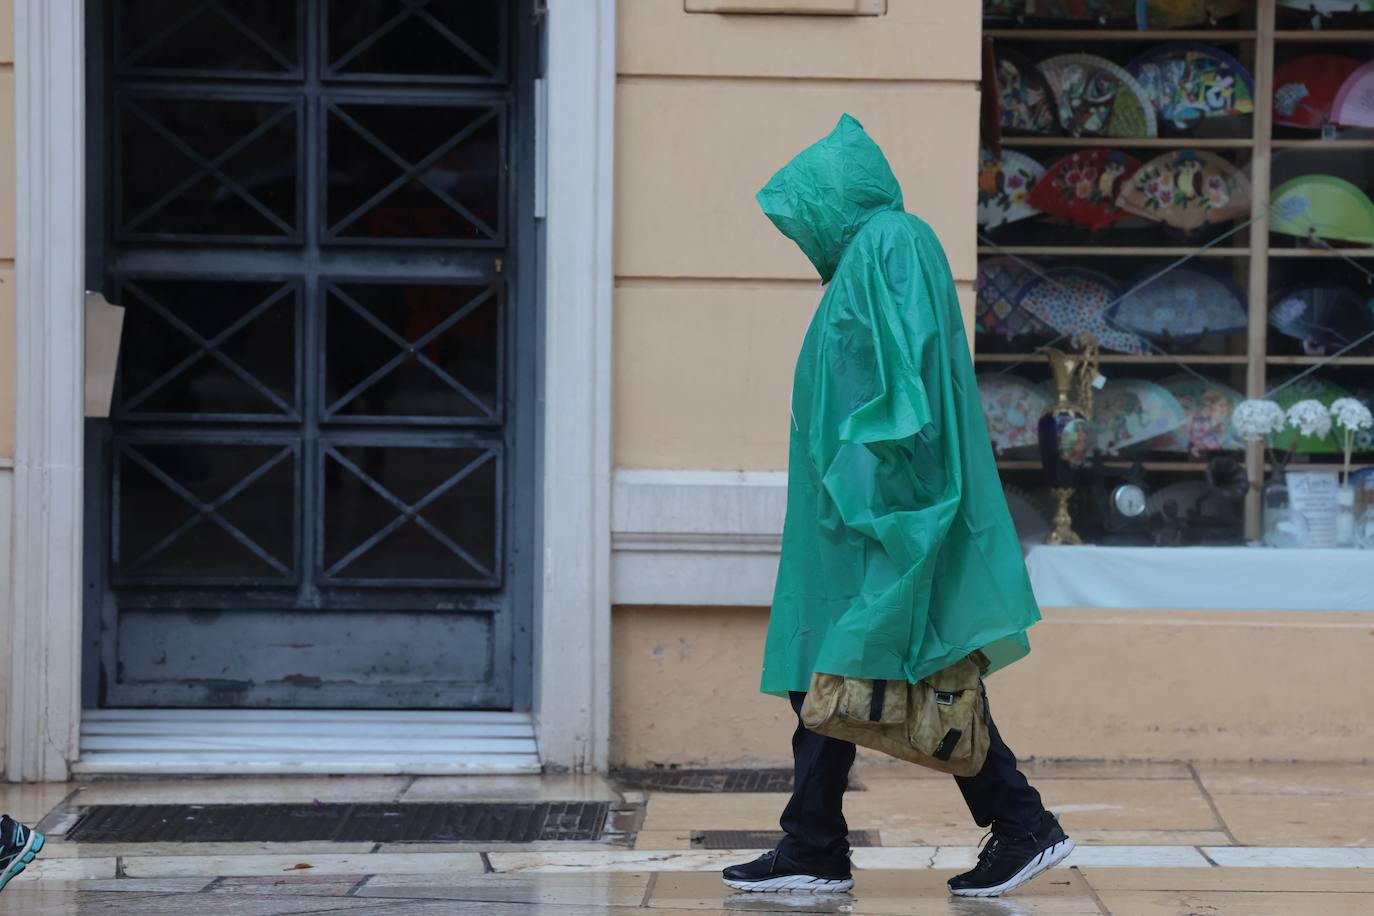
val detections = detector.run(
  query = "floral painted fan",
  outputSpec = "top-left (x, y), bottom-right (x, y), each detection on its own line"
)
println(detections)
top-left (979, 148), bottom-right (1046, 230)
top-left (1015, 267), bottom-right (1148, 354)
top-left (1269, 286), bottom-right (1374, 356)
top-left (996, 47), bottom-right (1060, 135)
top-left (1025, 0), bottom-right (1136, 22)
top-left (1272, 375), bottom-right (1349, 455)
top-left (1149, 374), bottom-right (1244, 454)
top-left (1127, 43), bottom-right (1254, 132)
top-left (979, 374), bottom-right (1053, 453)
top-left (1028, 149), bottom-right (1140, 231)
top-left (1273, 55), bottom-right (1362, 130)
top-left (976, 257), bottom-right (1046, 339)
top-left (1270, 175), bottom-right (1374, 246)
top-left (1137, 0), bottom-right (1246, 29)
top-left (1116, 149), bottom-right (1251, 232)
top-left (1089, 378), bottom-right (1187, 455)
top-left (1108, 267), bottom-right (1248, 341)
top-left (1040, 54), bottom-right (1158, 138)
top-left (1332, 62), bottom-right (1374, 129)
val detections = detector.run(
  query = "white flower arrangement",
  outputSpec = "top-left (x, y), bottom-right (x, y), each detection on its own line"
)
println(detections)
top-left (1330, 397), bottom-right (1374, 485)
top-left (1287, 399), bottom-right (1333, 440)
top-left (1232, 399), bottom-right (1286, 443)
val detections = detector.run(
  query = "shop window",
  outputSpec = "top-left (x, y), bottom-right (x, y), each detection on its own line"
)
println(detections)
top-left (979, 0), bottom-right (1374, 549)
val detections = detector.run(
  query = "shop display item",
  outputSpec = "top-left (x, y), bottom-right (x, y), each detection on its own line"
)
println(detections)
top-left (980, 374), bottom-right (1053, 453)
top-left (976, 257), bottom-right (1046, 339)
top-left (1028, 149), bottom-right (1140, 231)
top-left (1127, 43), bottom-right (1254, 132)
top-left (979, 148), bottom-right (1046, 230)
top-left (1331, 62), bottom-right (1374, 129)
top-left (1025, 0), bottom-right (1137, 23)
top-left (1272, 375), bottom-right (1350, 455)
top-left (1039, 342), bottom-right (1100, 544)
top-left (1108, 266), bottom-right (1248, 341)
top-left (1271, 175), bottom-right (1374, 246)
top-left (1273, 55), bottom-right (1362, 130)
top-left (996, 47), bottom-right (1060, 135)
top-left (1137, 0), bottom-right (1245, 29)
top-left (1151, 375), bottom-right (1245, 454)
top-left (1040, 54), bottom-right (1158, 138)
top-left (1116, 149), bottom-right (1251, 232)
top-left (984, 0), bottom-right (1026, 19)
top-left (1269, 285), bottom-right (1374, 356)
top-left (1016, 267), bottom-right (1148, 354)
top-left (1089, 378), bottom-right (1188, 454)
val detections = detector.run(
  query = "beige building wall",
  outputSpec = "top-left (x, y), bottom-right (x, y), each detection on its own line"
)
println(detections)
top-left (614, 1), bottom-right (982, 472)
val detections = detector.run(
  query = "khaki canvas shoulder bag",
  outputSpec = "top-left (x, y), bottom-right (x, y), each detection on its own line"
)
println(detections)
top-left (799, 653), bottom-right (990, 777)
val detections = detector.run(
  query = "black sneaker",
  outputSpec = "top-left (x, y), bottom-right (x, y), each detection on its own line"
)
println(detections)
top-left (948, 815), bottom-right (1074, 898)
top-left (0, 815), bottom-right (45, 893)
top-left (722, 848), bottom-right (854, 893)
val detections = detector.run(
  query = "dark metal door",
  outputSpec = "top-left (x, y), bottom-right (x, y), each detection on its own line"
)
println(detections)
top-left (84, 0), bottom-right (537, 709)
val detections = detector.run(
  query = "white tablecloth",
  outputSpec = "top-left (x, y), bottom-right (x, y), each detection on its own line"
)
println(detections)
top-left (1025, 545), bottom-right (1374, 612)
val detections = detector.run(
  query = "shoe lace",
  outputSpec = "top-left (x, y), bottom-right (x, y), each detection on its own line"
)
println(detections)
top-left (975, 830), bottom-right (1001, 867)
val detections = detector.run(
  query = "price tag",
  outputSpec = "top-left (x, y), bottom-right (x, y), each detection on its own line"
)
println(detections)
top-left (1091, 374), bottom-right (1107, 390)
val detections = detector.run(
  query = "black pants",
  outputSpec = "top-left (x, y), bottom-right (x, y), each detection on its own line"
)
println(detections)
top-left (777, 689), bottom-right (1048, 860)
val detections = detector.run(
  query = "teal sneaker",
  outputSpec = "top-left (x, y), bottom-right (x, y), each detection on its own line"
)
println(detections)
top-left (0, 815), bottom-right (44, 893)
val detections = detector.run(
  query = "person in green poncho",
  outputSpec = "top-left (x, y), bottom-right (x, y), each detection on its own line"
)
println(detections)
top-left (722, 115), bottom-right (1074, 899)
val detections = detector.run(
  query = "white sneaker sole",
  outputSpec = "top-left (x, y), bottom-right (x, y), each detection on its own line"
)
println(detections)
top-left (949, 837), bottom-right (1076, 898)
top-left (722, 874), bottom-right (855, 894)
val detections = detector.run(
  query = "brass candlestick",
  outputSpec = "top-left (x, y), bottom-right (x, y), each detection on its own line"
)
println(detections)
top-left (1038, 337), bottom-right (1100, 546)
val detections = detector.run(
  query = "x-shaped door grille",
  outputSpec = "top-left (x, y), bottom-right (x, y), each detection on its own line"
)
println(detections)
top-left (326, 0), bottom-right (503, 80)
top-left (322, 445), bottom-right (498, 585)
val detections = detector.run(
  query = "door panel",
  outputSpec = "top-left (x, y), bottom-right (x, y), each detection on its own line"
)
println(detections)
top-left (87, 0), bottom-right (532, 710)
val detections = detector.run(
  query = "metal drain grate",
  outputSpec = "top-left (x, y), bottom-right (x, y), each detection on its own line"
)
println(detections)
top-left (615, 768), bottom-right (863, 793)
top-left (692, 829), bottom-right (878, 849)
top-left (65, 802), bottom-right (610, 844)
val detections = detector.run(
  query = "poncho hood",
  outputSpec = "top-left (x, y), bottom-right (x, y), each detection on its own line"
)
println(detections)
top-left (756, 114), bottom-right (905, 284)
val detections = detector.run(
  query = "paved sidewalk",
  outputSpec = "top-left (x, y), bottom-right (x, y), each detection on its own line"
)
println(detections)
top-left (2, 760), bottom-right (1372, 914)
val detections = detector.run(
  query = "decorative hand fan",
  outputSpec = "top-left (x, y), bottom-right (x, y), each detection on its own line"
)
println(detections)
top-left (1278, 0), bottom-right (1374, 13)
top-left (1116, 149), bottom-right (1251, 232)
top-left (979, 148), bottom-right (1046, 230)
top-left (1273, 55), bottom-right (1362, 130)
top-left (1040, 54), bottom-right (1158, 138)
top-left (1016, 268), bottom-right (1148, 354)
top-left (1270, 175), bottom-right (1374, 246)
top-left (1028, 149), bottom-right (1140, 231)
top-left (976, 257), bottom-right (1045, 339)
top-left (1025, 0), bottom-right (1136, 22)
top-left (996, 47), bottom-right (1060, 135)
top-left (984, 0), bottom-right (1026, 18)
top-left (1332, 62), bottom-right (1374, 129)
top-left (979, 374), bottom-right (1053, 453)
top-left (1137, 0), bottom-right (1245, 29)
top-left (1149, 374), bottom-right (1244, 453)
top-left (1089, 378), bottom-right (1188, 455)
top-left (1127, 43), bottom-right (1254, 132)
top-left (1269, 286), bottom-right (1374, 355)
top-left (1272, 375), bottom-right (1349, 454)
top-left (1108, 267), bottom-right (1248, 340)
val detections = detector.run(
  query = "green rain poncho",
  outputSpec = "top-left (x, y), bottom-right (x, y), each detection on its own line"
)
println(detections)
top-left (758, 114), bottom-right (1040, 697)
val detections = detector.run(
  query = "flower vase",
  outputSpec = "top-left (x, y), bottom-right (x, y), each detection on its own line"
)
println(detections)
top-left (1335, 485), bottom-right (1356, 548)
top-left (1262, 466), bottom-right (1310, 548)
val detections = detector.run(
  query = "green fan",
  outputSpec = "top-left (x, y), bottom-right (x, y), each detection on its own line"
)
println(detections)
top-left (1272, 375), bottom-right (1348, 455)
top-left (1270, 175), bottom-right (1374, 246)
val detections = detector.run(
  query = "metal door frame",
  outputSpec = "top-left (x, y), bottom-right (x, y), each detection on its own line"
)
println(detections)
top-left (81, 0), bottom-right (539, 711)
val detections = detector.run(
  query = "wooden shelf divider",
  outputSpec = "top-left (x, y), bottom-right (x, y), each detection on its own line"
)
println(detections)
top-left (975, 353), bottom-right (1249, 365)
top-left (999, 136), bottom-right (1253, 148)
top-left (976, 245), bottom-right (1251, 257)
top-left (985, 29), bottom-right (1256, 40)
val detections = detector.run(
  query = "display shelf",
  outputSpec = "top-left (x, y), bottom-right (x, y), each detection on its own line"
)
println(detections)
top-left (976, 245), bottom-right (1251, 258)
top-left (985, 29), bottom-right (1256, 41)
top-left (1266, 355), bottom-right (1374, 366)
top-left (998, 136), bottom-right (1255, 149)
top-left (1274, 30), bottom-right (1374, 42)
top-left (1270, 139), bottom-right (1374, 150)
top-left (995, 459), bottom-right (1211, 471)
top-left (1267, 248), bottom-right (1374, 258)
top-left (975, 353), bottom-right (1249, 365)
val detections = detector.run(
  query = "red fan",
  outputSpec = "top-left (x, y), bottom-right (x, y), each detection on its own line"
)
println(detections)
top-left (1027, 149), bottom-right (1140, 231)
top-left (1273, 55), bottom-right (1362, 130)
